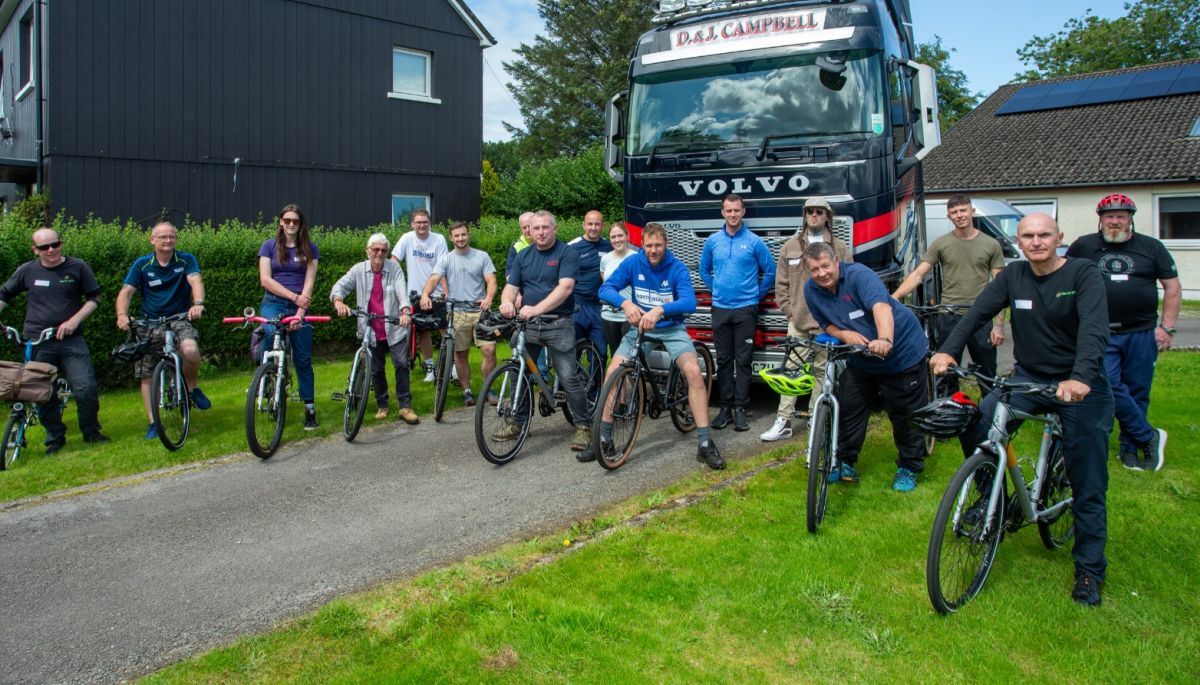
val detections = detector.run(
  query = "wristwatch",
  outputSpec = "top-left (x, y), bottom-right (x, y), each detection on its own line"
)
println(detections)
top-left (1160, 325), bottom-right (1177, 336)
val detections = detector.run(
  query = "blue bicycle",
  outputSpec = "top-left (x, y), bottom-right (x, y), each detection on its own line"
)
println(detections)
top-left (1, 326), bottom-right (71, 470)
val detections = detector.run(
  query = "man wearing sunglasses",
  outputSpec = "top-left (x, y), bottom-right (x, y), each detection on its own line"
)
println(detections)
top-left (0, 228), bottom-right (110, 453)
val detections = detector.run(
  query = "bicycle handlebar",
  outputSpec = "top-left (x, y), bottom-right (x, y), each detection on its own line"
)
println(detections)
top-left (906, 303), bottom-right (968, 315)
top-left (129, 312), bottom-right (191, 327)
top-left (348, 308), bottom-right (402, 325)
top-left (222, 315), bottom-right (331, 325)
top-left (3, 325), bottom-right (56, 346)
top-left (944, 364), bottom-right (1058, 398)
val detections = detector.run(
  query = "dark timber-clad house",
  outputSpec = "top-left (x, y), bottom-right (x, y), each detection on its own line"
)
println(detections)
top-left (0, 0), bottom-right (494, 227)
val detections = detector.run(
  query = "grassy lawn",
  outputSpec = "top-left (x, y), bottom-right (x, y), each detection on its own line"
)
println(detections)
top-left (0, 346), bottom-right (493, 504)
top-left (1179, 299), bottom-right (1200, 316)
top-left (142, 351), bottom-right (1200, 683)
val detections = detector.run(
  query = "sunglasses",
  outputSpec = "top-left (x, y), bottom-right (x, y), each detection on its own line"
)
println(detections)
top-left (368, 247), bottom-right (389, 253)
top-left (34, 241), bottom-right (63, 251)
top-left (281, 218), bottom-right (301, 226)
top-left (805, 208), bottom-right (827, 215)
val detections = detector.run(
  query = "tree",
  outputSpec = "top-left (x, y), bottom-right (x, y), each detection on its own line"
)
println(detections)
top-left (503, 0), bottom-right (653, 162)
top-left (482, 140), bottom-right (524, 180)
top-left (1015, 0), bottom-right (1200, 81)
top-left (915, 36), bottom-right (981, 132)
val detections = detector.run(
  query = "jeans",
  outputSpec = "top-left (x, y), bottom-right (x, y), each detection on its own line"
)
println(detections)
top-left (573, 302), bottom-right (607, 357)
top-left (525, 317), bottom-right (588, 425)
top-left (712, 305), bottom-right (757, 409)
top-left (371, 339), bottom-right (412, 410)
top-left (32, 335), bottom-right (101, 443)
top-left (259, 294), bottom-right (315, 403)
top-left (836, 360), bottom-right (928, 472)
top-left (1104, 329), bottom-right (1156, 451)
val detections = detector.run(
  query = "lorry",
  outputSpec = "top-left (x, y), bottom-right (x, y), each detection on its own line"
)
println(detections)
top-left (604, 0), bottom-right (941, 373)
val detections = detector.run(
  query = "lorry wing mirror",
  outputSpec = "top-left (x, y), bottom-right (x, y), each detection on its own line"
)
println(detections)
top-left (905, 60), bottom-right (942, 159)
top-left (605, 91), bottom-right (628, 183)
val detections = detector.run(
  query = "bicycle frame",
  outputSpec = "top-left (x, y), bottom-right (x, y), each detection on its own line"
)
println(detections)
top-left (1, 326), bottom-right (68, 468)
top-left (133, 315), bottom-right (188, 413)
top-left (503, 320), bottom-right (563, 411)
top-left (608, 329), bottom-right (690, 418)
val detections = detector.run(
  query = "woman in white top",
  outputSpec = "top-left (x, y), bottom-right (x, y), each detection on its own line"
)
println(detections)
top-left (599, 222), bottom-right (639, 360)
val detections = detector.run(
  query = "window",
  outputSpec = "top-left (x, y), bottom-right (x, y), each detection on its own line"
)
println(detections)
top-left (389, 47), bottom-right (439, 104)
top-left (17, 9), bottom-right (32, 99)
top-left (1158, 194), bottom-right (1200, 241)
top-left (1189, 118), bottom-right (1200, 138)
top-left (1008, 199), bottom-right (1057, 220)
top-left (391, 194), bottom-right (430, 224)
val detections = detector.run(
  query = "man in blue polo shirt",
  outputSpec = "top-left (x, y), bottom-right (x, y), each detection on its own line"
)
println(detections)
top-left (802, 241), bottom-right (929, 491)
top-left (116, 222), bottom-right (211, 440)
top-left (567, 210), bottom-right (612, 356)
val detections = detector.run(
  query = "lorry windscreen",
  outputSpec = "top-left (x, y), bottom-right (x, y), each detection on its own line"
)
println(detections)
top-left (627, 50), bottom-right (884, 157)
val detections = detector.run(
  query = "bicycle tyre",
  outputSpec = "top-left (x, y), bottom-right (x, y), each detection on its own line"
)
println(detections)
top-left (342, 348), bottom-right (371, 442)
top-left (692, 342), bottom-right (715, 396)
top-left (1037, 439), bottom-right (1074, 550)
top-left (561, 340), bottom-right (602, 426)
top-left (475, 361), bottom-right (532, 465)
top-left (667, 363), bottom-right (697, 433)
top-left (594, 366), bottom-right (644, 470)
top-left (245, 363), bottom-right (287, 460)
top-left (806, 400), bottom-right (834, 533)
top-left (1, 409), bottom-right (24, 471)
top-left (434, 338), bottom-right (455, 423)
top-left (150, 357), bottom-right (190, 451)
top-left (927, 451), bottom-right (1005, 614)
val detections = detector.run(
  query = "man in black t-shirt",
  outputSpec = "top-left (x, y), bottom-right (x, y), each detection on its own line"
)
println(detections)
top-left (1066, 194), bottom-right (1180, 472)
top-left (932, 213), bottom-right (1113, 607)
top-left (499, 210), bottom-right (591, 455)
top-left (0, 228), bottom-right (110, 453)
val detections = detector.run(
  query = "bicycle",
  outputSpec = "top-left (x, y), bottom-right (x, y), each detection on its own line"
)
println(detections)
top-left (130, 312), bottom-right (194, 451)
top-left (924, 366), bottom-right (1071, 615)
top-left (223, 308), bottom-right (329, 459)
top-left (331, 308), bottom-right (401, 442)
top-left (0, 326), bottom-right (71, 470)
top-left (416, 297), bottom-right (480, 423)
top-left (588, 327), bottom-right (714, 470)
top-left (906, 303), bottom-right (969, 455)
top-left (474, 316), bottom-right (601, 465)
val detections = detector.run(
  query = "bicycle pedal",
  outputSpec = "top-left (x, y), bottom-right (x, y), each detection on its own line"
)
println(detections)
top-left (330, 392), bottom-right (346, 401)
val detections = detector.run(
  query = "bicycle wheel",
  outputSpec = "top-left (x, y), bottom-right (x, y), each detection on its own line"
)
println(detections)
top-left (594, 366), bottom-right (644, 470)
top-left (667, 364), bottom-right (697, 433)
top-left (806, 400), bottom-right (834, 533)
top-left (692, 342), bottom-right (714, 396)
top-left (342, 348), bottom-right (371, 442)
top-left (150, 357), bottom-right (190, 451)
top-left (1, 410), bottom-right (25, 471)
top-left (563, 340), bottom-right (602, 426)
top-left (434, 338), bottom-right (455, 423)
top-left (927, 451), bottom-right (1006, 614)
top-left (1037, 439), bottom-right (1074, 550)
top-left (245, 363), bottom-right (287, 459)
top-left (475, 361), bottom-right (532, 465)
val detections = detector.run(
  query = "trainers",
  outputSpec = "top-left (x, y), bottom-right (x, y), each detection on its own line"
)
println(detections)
top-left (733, 406), bottom-right (749, 432)
top-left (492, 422), bottom-right (521, 441)
top-left (892, 467), bottom-right (918, 492)
top-left (423, 362), bottom-right (435, 383)
top-left (144, 423), bottom-right (158, 440)
top-left (828, 462), bottom-right (859, 484)
top-left (1141, 428), bottom-right (1166, 472)
top-left (190, 387), bottom-right (212, 410)
top-left (1072, 571), bottom-right (1103, 607)
top-left (451, 365), bottom-right (459, 381)
top-left (397, 407), bottom-right (420, 425)
top-left (697, 440), bottom-right (725, 470)
top-left (45, 437), bottom-right (66, 455)
top-left (760, 417), bottom-right (792, 442)
top-left (374, 407), bottom-right (389, 420)
top-left (576, 442), bottom-right (598, 462)
top-left (1118, 447), bottom-right (1143, 471)
top-left (304, 408), bottom-right (318, 430)
top-left (463, 389), bottom-right (476, 407)
top-left (711, 407), bottom-right (733, 430)
top-left (569, 426), bottom-right (590, 452)
top-left (83, 433), bottom-right (111, 444)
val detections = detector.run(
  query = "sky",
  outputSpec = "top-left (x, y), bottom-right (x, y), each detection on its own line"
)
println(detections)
top-left (467, 0), bottom-right (1135, 142)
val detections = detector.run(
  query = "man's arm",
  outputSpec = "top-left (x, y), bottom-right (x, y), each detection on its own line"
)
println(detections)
top-left (773, 248), bottom-right (791, 313)
top-left (116, 284), bottom-right (137, 331)
top-left (186, 272), bottom-right (206, 321)
top-left (756, 241), bottom-right (776, 299)
top-left (1067, 263), bottom-right (1110, 394)
top-left (482, 272), bottom-right (497, 311)
top-left (499, 284), bottom-right (520, 317)
top-left (1156, 277), bottom-right (1182, 350)
top-left (867, 301), bottom-right (895, 356)
top-left (988, 266), bottom-right (1007, 345)
top-left (891, 261), bottom-right (933, 300)
top-left (698, 240), bottom-right (714, 290)
top-left (938, 270), bottom-right (1010, 360)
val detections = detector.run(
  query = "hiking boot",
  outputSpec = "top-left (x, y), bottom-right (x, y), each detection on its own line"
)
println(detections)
top-left (1141, 428), bottom-right (1166, 472)
top-left (375, 407), bottom-right (389, 420)
top-left (190, 387), bottom-right (212, 410)
top-left (463, 389), bottom-right (477, 407)
top-left (83, 433), bottom-right (111, 444)
top-left (759, 417), bottom-right (792, 442)
top-left (45, 437), bottom-right (66, 455)
top-left (733, 406), bottom-right (749, 432)
top-left (576, 442), bottom-right (598, 462)
top-left (144, 423), bottom-right (158, 440)
top-left (697, 440), bottom-right (725, 470)
top-left (828, 462), bottom-right (859, 484)
top-left (304, 408), bottom-right (319, 430)
top-left (569, 426), bottom-right (590, 452)
top-left (1118, 447), bottom-right (1143, 471)
top-left (711, 407), bottom-right (733, 430)
top-left (493, 422), bottom-right (521, 441)
top-left (892, 467), bottom-right (918, 492)
top-left (1072, 571), bottom-right (1103, 607)
top-left (397, 408), bottom-right (420, 425)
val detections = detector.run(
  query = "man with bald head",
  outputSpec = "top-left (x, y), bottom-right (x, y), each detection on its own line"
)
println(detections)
top-left (931, 213), bottom-right (1113, 607)
top-left (568, 209), bottom-right (612, 355)
top-left (0, 228), bottom-right (108, 453)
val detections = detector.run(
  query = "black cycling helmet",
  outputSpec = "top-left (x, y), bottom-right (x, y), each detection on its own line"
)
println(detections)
top-left (909, 391), bottom-right (980, 438)
top-left (474, 310), bottom-right (514, 342)
top-left (110, 335), bottom-right (149, 364)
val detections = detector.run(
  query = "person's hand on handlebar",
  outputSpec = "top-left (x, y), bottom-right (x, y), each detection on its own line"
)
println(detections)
top-left (638, 306), bottom-right (664, 331)
top-left (499, 300), bottom-right (516, 318)
top-left (836, 330), bottom-right (870, 347)
top-left (867, 337), bottom-right (893, 357)
top-left (1056, 379), bottom-right (1091, 404)
top-left (288, 308), bottom-right (306, 331)
top-left (622, 300), bottom-right (644, 328)
top-left (929, 352), bottom-right (957, 376)
top-left (420, 294), bottom-right (433, 311)
top-left (518, 304), bottom-right (541, 319)
top-left (333, 300), bottom-right (351, 317)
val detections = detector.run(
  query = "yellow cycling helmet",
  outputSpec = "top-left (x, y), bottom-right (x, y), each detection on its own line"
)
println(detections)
top-left (758, 364), bottom-right (816, 396)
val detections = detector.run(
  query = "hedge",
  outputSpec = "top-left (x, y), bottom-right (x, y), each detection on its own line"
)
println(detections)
top-left (0, 212), bottom-right (585, 389)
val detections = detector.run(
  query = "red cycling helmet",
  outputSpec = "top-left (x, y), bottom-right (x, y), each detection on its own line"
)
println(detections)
top-left (1096, 193), bottom-right (1137, 215)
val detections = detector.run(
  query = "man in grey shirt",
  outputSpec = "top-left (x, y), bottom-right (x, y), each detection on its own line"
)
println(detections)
top-left (420, 222), bottom-right (498, 406)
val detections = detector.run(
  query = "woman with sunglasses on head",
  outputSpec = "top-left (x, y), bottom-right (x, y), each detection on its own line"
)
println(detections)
top-left (258, 204), bottom-right (321, 429)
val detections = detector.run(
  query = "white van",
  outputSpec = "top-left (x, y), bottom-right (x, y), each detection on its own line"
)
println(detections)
top-left (924, 198), bottom-right (1024, 262)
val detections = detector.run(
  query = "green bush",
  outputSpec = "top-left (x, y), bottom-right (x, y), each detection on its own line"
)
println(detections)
top-left (491, 146), bottom-right (624, 220)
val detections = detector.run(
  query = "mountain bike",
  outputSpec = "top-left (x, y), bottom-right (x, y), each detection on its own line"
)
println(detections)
top-left (130, 312), bottom-right (193, 451)
top-left (0, 327), bottom-right (71, 470)
top-left (331, 309), bottom-right (400, 442)
top-left (925, 366), bottom-right (1071, 615)
top-left (224, 309), bottom-right (329, 459)
top-left (906, 303), bottom-right (969, 455)
top-left (474, 316), bottom-right (601, 465)
top-left (417, 297), bottom-right (479, 423)
top-left (589, 327), bottom-right (714, 470)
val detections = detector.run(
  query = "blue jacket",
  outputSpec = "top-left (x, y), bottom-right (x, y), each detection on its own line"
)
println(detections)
top-left (599, 249), bottom-right (695, 328)
top-left (698, 224), bottom-right (775, 308)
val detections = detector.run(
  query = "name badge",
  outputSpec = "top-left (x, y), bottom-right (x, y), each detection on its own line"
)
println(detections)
top-left (1110, 274), bottom-right (1129, 282)
top-left (148, 279), bottom-right (163, 287)
top-left (174, 267), bottom-right (184, 273)
top-left (849, 309), bottom-right (865, 320)
top-left (33, 279), bottom-right (50, 287)
top-left (1014, 299), bottom-right (1033, 310)
top-left (788, 258), bottom-right (801, 266)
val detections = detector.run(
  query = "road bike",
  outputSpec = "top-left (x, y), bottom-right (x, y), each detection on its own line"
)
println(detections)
top-left (1, 326), bottom-right (71, 470)
top-left (474, 316), bottom-right (601, 465)
top-left (906, 303), bottom-right (970, 455)
top-left (925, 366), bottom-right (1071, 615)
top-left (416, 297), bottom-right (480, 423)
top-left (224, 308), bottom-right (329, 459)
top-left (130, 312), bottom-right (193, 451)
top-left (588, 327), bottom-right (714, 470)
top-left (331, 308), bottom-right (401, 442)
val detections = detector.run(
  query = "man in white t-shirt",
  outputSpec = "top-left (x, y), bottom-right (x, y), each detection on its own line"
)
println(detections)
top-left (391, 208), bottom-right (448, 382)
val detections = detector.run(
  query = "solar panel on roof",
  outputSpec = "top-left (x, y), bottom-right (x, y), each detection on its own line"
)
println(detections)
top-left (996, 63), bottom-right (1200, 116)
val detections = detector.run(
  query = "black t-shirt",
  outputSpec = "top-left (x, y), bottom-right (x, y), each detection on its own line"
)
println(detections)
top-left (0, 257), bottom-right (102, 338)
top-left (1065, 232), bottom-right (1177, 332)
top-left (508, 239), bottom-right (580, 318)
top-left (940, 259), bottom-right (1109, 387)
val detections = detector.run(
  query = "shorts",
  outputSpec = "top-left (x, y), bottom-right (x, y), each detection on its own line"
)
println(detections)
top-left (615, 325), bottom-right (695, 363)
top-left (133, 319), bottom-right (198, 378)
top-left (451, 310), bottom-right (495, 350)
